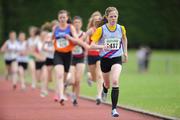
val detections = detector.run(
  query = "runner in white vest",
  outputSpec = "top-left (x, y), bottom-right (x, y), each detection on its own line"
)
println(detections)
top-left (0, 31), bottom-right (18, 89)
top-left (16, 32), bottom-right (28, 90)
top-left (29, 30), bottom-right (48, 97)
top-left (27, 26), bottom-right (38, 89)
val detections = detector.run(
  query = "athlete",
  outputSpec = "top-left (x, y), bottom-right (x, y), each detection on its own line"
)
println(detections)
top-left (27, 26), bottom-right (39, 89)
top-left (16, 32), bottom-right (28, 90)
top-left (85, 11), bottom-right (104, 105)
top-left (53, 10), bottom-right (89, 105)
top-left (29, 29), bottom-right (49, 97)
top-left (90, 7), bottom-right (128, 117)
top-left (41, 22), bottom-right (55, 83)
top-left (67, 16), bottom-right (86, 106)
top-left (0, 31), bottom-right (18, 89)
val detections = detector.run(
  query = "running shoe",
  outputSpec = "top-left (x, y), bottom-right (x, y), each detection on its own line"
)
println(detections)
top-left (96, 98), bottom-right (101, 105)
top-left (31, 84), bottom-right (36, 89)
top-left (59, 99), bottom-right (65, 106)
top-left (111, 109), bottom-right (119, 117)
top-left (59, 95), bottom-right (67, 105)
top-left (40, 91), bottom-right (48, 98)
top-left (72, 99), bottom-right (78, 106)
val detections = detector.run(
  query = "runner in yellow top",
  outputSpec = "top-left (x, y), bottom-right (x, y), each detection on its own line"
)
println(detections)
top-left (91, 25), bottom-right (126, 42)
top-left (90, 7), bottom-right (128, 117)
top-left (85, 11), bottom-right (104, 105)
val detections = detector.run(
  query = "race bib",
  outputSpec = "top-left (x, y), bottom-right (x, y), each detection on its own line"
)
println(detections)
top-left (72, 45), bottom-right (83, 55)
top-left (104, 38), bottom-right (120, 50)
top-left (56, 38), bottom-right (69, 48)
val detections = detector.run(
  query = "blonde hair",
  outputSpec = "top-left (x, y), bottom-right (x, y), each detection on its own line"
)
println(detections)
top-left (41, 22), bottom-right (52, 31)
top-left (96, 7), bottom-right (119, 27)
top-left (87, 11), bottom-right (102, 29)
top-left (105, 7), bottom-right (118, 17)
top-left (28, 26), bottom-right (39, 37)
top-left (29, 26), bottom-right (38, 33)
top-left (51, 20), bottom-right (59, 27)
top-left (58, 10), bottom-right (69, 16)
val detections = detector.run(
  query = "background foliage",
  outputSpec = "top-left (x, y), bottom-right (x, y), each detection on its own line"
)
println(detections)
top-left (0, 0), bottom-right (180, 49)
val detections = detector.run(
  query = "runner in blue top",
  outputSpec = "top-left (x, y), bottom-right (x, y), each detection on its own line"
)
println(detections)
top-left (90, 7), bottom-right (128, 117)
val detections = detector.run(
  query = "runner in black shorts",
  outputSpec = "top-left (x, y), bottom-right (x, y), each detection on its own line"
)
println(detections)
top-left (17, 32), bottom-right (28, 90)
top-left (27, 26), bottom-right (38, 89)
top-left (90, 7), bottom-right (128, 117)
top-left (1, 31), bottom-right (18, 89)
top-left (84, 11), bottom-right (104, 105)
top-left (29, 29), bottom-right (48, 97)
top-left (53, 10), bottom-right (89, 105)
top-left (65, 16), bottom-right (86, 106)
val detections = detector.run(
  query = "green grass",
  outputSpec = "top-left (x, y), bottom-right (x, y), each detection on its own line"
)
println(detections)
top-left (0, 50), bottom-right (180, 118)
top-left (80, 50), bottom-right (180, 118)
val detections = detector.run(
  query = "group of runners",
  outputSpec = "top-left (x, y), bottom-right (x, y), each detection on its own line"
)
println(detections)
top-left (0, 7), bottom-right (128, 117)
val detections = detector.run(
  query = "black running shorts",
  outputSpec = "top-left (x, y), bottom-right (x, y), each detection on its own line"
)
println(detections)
top-left (5, 59), bottom-right (16, 66)
top-left (71, 57), bottom-right (84, 66)
top-left (18, 62), bottom-right (28, 70)
top-left (100, 56), bottom-right (122, 73)
top-left (45, 58), bottom-right (54, 66)
top-left (87, 55), bottom-right (100, 65)
top-left (35, 61), bottom-right (45, 70)
top-left (53, 51), bottom-right (72, 73)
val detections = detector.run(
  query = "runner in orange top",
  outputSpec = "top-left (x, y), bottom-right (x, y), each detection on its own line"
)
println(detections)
top-left (53, 10), bottom-right (89, 105)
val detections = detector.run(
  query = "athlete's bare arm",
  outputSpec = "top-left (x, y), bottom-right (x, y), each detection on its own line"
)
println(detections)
top-left (90, 41), bottom-right (104, 50)
top-left (0, 41), bottom-right (7, 52)
top-left (122, 30), bottom-right (128, 63)
top-left (65, 25), bottom-right (90, 50)
top-left (83, 28), bottom-right (93, 43)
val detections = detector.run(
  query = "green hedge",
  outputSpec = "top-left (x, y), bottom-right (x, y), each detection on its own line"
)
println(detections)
top-left (0, 0), bottom-right (180, 49)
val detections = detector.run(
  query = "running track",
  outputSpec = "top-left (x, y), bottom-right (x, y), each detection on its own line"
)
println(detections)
top-left (0, 79), bottom-right (163, 120)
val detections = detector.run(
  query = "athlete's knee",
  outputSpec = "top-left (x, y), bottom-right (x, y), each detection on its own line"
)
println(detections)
top-left (112, 80), bottom-right (119, 86)
top-left (104, 82), bottom-right (110, 89)
top-left (11, 71), bottom-right (17, 75)
top-left (76, 74), bottom-right (82, 80)
top-left (73, 80), bottom-right (79, 87)
top-left (19, 71), bottom-right (24, 76)
top-left (11, 69), bottom-right (18, 74)
top-left (96, 74), bottom-right (103, 81)
top-left (70, 79), bottom-right (75, 85)
top-left (56, 73), bottom-right (63, 80)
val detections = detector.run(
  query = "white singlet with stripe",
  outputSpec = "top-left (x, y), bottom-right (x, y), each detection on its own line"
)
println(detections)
top-left (16, 41), bottom-right (28, 62)
top-left (98, 24), bottom-right (124, 58)
top-left (43, 33), bottom-right (54, 59)
top-left (4, 40), bottom-right (18, 60)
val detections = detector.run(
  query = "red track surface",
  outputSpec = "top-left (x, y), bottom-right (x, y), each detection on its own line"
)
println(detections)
top-left (0, 79), bottom-right (162, 120)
